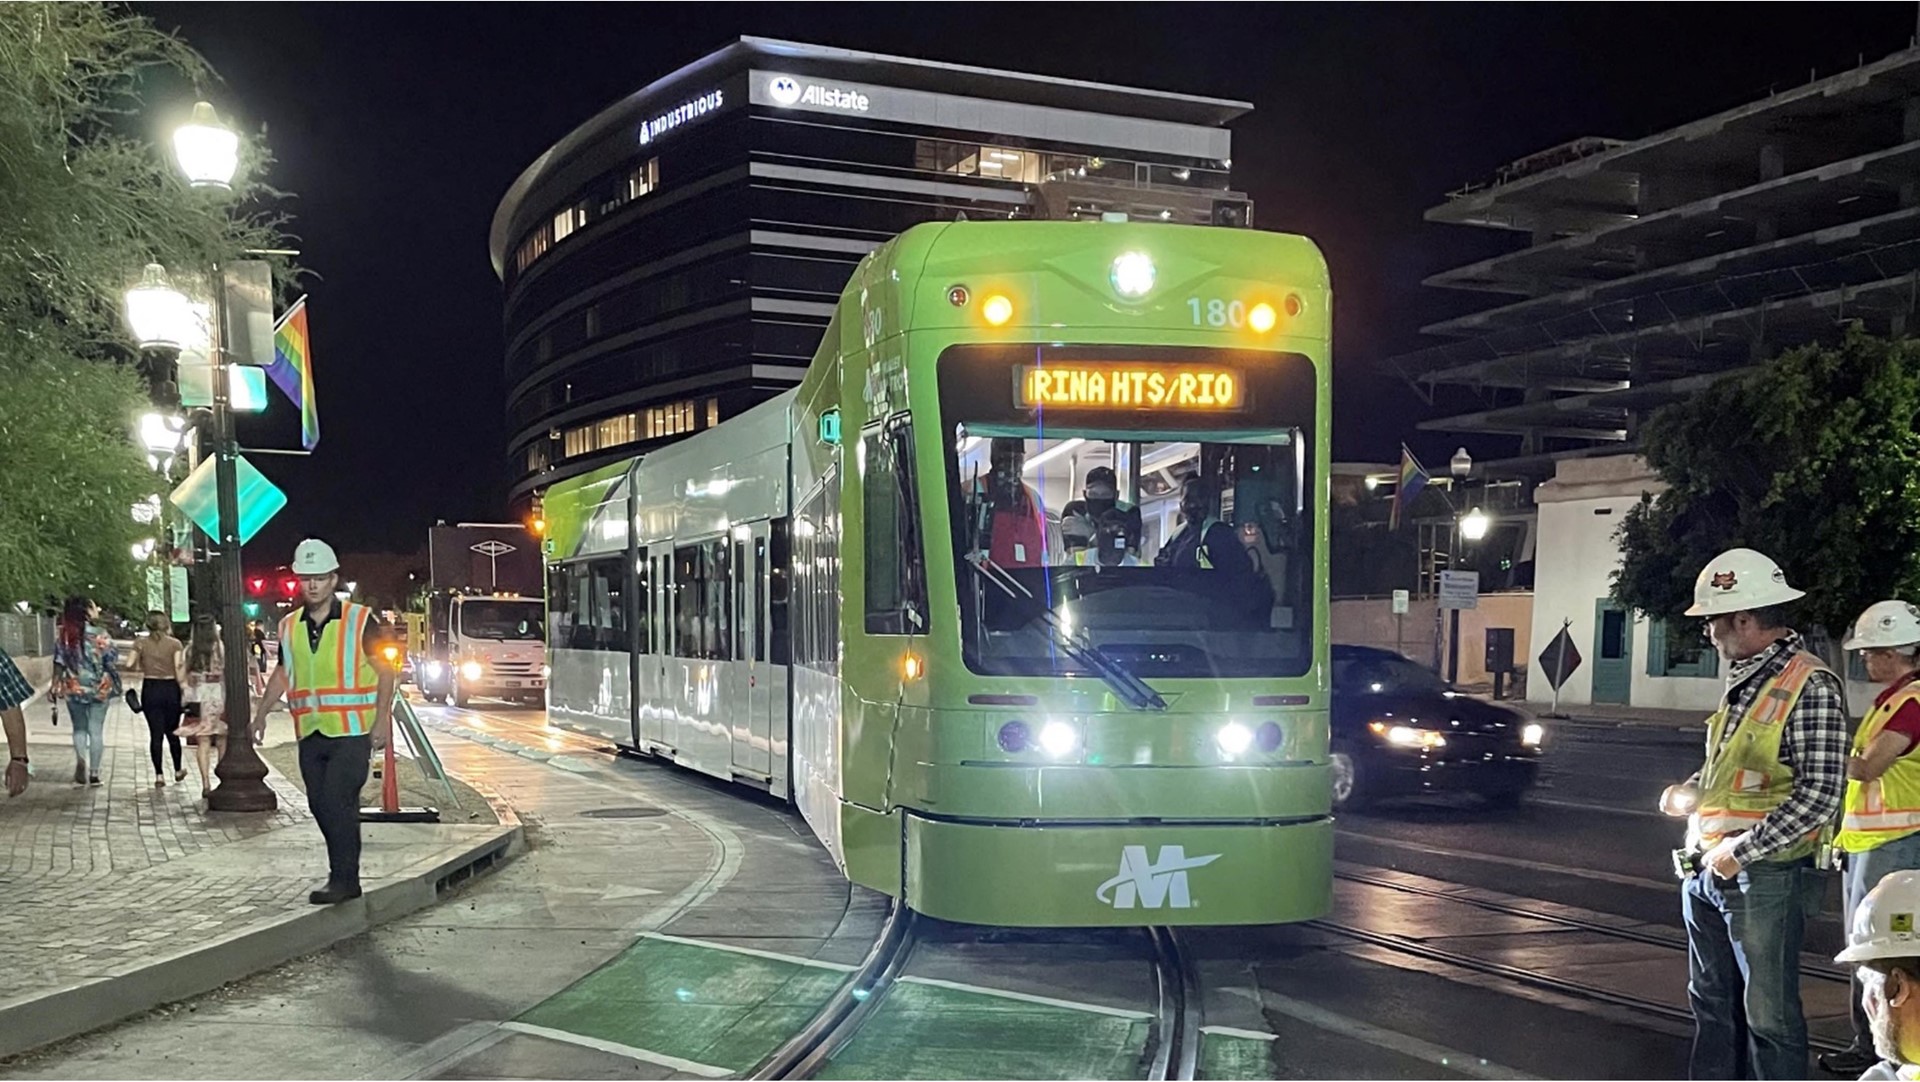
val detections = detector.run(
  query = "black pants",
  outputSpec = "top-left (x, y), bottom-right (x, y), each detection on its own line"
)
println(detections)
top-left (297, 734), bottom-right (371, 888)
top-left (142, 679), bottom-right (183, 774)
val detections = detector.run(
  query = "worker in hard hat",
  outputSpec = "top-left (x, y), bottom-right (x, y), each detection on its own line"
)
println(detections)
top-left (1823, 602), bottom-right (1920, 1075)
top-left (1659, 547), bottom-right (1847, 1080)
top-left (1835, 869), bottom-right (1920, 1079)
top-left (251, 539), bottom-right (397, 906)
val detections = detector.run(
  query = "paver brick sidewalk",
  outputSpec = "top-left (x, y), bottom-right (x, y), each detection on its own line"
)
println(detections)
top-left (1, 688), bottom-right (520, 1059)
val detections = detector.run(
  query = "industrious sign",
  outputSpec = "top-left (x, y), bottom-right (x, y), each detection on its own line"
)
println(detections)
top-left (638, 90), bottom-right (725, 146)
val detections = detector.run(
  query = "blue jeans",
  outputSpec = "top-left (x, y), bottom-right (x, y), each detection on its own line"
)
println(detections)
top-left (1683, 859), bottom-right (1816, 1079)
top-left (1844, 833), bottom-right (1920, 1047)
top-left (67, 698), bottom-right (108, 777)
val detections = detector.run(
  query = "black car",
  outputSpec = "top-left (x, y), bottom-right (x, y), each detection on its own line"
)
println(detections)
top-left (1329, 644), bottom-right (1544, 810)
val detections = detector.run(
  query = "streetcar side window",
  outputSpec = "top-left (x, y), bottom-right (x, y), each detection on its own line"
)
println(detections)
top-left (862, 416), bottom-right (927, 635)
top-left (548, 563), bottom-right (574, 647)
top-left (792, 483), bottom-right (840, 673)
top-left (672, 540), bottom-right (732, 661)
top-left (587, 557), bottom-right (630, 654)
top-left (769, 518), bottom-right (791, 666)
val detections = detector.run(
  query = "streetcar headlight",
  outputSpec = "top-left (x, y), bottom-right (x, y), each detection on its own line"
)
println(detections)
top-left (1370, 721), bottom-right (1446, 750)
top-left (1522, 722), bottom-right (1545, 747)
top-left (1215, 722), bottom-right (1254, 755)
top-left (1039, 720), bottom-right (1080, 757)
top-left (1110, 251), bottom-right (1156, 298)
top-left (460, 660), bottom-right (484, 681)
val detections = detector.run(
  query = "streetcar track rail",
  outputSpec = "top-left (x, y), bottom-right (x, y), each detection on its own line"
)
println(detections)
top-left (752, 901), bottom-right (919, 1080)
top-left (1147, 927), bottom-right (1201, 1081)
top-left (1335, 867), bottom-right (1852, 984)
top-left (1308, 917), bottom-right (1851, 1054)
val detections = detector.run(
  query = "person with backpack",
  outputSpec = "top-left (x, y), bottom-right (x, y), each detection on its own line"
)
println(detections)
top-left (51, 596), bottom-right (121, 787)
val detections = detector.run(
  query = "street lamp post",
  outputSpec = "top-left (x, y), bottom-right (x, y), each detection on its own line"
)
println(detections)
top-left (1445, 448), bottom-right (1473, 684)
top-left (173, 102), bottom-right (275, 813)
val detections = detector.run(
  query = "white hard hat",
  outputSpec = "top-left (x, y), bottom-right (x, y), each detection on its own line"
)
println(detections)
top-left (291, 538), bottom-right (339, 576)
top-left (1838, 870), bottom-right (1920, 963)
top-left (1845, 600), bottom-right (1920, 651)
top-left (1684, 547), bottom-right (1806, 618)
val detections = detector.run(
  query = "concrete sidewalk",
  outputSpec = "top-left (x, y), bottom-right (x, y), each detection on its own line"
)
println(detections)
top-left (0, 686), bottom-right (522, 1060)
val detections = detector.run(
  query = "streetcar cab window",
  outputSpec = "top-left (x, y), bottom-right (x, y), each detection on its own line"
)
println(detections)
top-left (938, 344), bottom-right (1316, 680)
top-left (863, 414), bottom-right (927, 635)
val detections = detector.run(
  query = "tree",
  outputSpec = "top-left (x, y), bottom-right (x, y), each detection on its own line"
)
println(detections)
top-left (1612, 328), bottom-right (1920, 639)
top-left (0, 3), bottom-right (294, 611)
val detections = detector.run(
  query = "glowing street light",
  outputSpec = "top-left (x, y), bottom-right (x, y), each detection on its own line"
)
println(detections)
top-left (173, 101), bottom-right (239, 189)
top-left (1461, 507), bottom-right (1491, 542)
top-left (124, 264), bottom-right (192, 350)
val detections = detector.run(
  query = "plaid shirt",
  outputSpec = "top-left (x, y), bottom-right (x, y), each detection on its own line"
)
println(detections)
top-left (0, 651), bottom-right (33, 711)
top-left (1710, 631), bottom-right (1848, 866)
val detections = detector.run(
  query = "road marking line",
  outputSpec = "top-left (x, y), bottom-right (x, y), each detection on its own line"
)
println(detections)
top-left (1227, 987), bottom-right (1540, 1080)
top-left (499, 1021), bottom-right (730, 1078)
top-left (641, 931), bottom-right (855, 971)
top-left (1200, 1024), bottom-right (1276, 1041)
top-left (1337, 831), bottom-right (1674, 891)
top-left (1530, 795), bottom-right (1668, 820)
top-left (896, 974), bottom-right (1154, 1019)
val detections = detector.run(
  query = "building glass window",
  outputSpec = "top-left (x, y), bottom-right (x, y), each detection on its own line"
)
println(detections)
top-left (707, 398), bottom-right (720, 428)
top-left (630, 158), bottom-right (661, 201)
top-left (553, 205), bottom-right (585, 243)
top-left (1646, 618), bottom-right (1719, 679)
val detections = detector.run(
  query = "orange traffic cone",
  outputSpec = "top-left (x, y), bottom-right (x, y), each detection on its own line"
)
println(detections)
top-left (381, 739), bottom-right (400, 814)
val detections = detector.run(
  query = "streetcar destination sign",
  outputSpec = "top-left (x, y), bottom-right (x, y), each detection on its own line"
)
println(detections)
top-left (1017, 363), bottom-right (1244, 411)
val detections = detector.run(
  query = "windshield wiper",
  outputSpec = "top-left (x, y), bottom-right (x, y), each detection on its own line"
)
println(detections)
top-left (964, 554), bottom-right (1168, 711)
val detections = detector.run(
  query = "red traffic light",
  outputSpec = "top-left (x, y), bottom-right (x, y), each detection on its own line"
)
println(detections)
top-left (281, 577), bottom-right (299, 598)
top-left (248, 576), bottom-right (266, 596)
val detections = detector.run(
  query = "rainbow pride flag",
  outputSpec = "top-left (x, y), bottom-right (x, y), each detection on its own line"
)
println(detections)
top-left (1388, 444), bottom-right (1429, 531)
top-left (267, 296), bottom-right (318, 449)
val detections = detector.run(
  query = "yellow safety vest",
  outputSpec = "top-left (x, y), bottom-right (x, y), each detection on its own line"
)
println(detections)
top-left (1691, 650), bottom-right (1829, 861)
top-left (279, 602), bottom-right (381, 739)
top-left (1837, 682), bottom-right (1920, 853)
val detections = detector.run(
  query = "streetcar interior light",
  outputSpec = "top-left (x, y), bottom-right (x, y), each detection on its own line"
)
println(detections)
top-left (1039, 720), bottom-right (1080, 757)
top-left (982, 294), bottom-right (1014, 326)
top-left (1216, 722), bottom-right (1254, 755)
top-left (1522, 722), bottom-right (1545, 747)
top-left (1249, 302), bottom-right (1277, 333)
top-left (1110, 251), bottom-right (1156, 298)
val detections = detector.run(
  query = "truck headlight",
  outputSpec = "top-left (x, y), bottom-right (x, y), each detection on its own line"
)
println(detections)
top-left (460, 660), bottom-right (484, 681)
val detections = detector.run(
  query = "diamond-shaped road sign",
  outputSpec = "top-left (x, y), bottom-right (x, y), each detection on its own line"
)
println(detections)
top-left (169, 453), bottom-right (286, 546)
top-left (1538, 625), bottom-right (1583, 691)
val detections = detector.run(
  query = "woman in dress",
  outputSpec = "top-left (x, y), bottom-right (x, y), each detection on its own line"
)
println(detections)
top-left (178, 616), bottom-right (229, 799)
top-left (51, 595), bottom-right (120, 787)
top-left (127, 611), bottom-right (187, 787)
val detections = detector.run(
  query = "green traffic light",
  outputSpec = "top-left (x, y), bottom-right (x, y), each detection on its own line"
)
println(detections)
top-left (243, 602), bottom-right (260, 617)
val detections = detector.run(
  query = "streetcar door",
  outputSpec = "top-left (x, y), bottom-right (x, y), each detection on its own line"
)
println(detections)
top-left (735, 522), bottom-right (773, 779)
top-left (638, 547), bottom-right (669, 749)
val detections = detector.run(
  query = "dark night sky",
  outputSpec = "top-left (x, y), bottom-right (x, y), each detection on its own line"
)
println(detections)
top-left (135, 3), bottom-right (1918, 558)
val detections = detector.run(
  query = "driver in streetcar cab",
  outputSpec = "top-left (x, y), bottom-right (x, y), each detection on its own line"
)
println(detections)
top-left (970, 438), bottom-right (1050, 568)
top-left (1155, 475), bottom-right (1254, 577)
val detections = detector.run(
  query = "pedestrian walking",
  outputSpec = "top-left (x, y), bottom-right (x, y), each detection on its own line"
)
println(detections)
top-left (1817, 602), bottom-right (1920, 1074)
top-left (1659, 548), bottom-right (1846, 1080)
top-left (2, 649), bottom-right (34, 798)
top-left (177, 615), bottom-right (228, 800)
top-left (127, 611), bottom-right (187, 788)
top-left (1833, 870), bottom-right (1920, 1079)
top-left (251, 539), bottom-right (397, 905)
top-left (51, 596), bottom-right (121, 788)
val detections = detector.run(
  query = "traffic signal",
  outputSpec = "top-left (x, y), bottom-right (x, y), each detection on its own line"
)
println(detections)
top-left (530, 515), bottom-right (547, 537)
top-left (281, 577), bottom-right (298, 598)
top-left (243, 601), bottom-right (260, 617)
top-left (248, 576), bottom-right (266, 596)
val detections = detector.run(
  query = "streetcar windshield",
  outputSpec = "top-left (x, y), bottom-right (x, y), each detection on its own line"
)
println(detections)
top-left (459, 600), bottom-right (545, 641)
top-left (937, 345), bottom-right (1317, 680)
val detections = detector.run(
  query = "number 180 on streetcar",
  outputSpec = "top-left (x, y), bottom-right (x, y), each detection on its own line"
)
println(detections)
top-left (541, 219), bottom-right (1334, 927)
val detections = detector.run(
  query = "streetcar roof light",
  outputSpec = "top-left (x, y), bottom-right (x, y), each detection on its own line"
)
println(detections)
top-left (1249, 302), bottom-right (1277, 333)
top-left (982, 294), bottom-right (1013, 326)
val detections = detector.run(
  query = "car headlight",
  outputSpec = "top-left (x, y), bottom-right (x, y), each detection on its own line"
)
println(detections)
top-left (1522, 722), bottom-right (1545, 747)
top-left (460, 660), bottom-right (484, 681)
top-left (1370, 720), bottom-right (1446, 750)
top-left (1039, 720), bottom-right (1080, 757)
top-left (1215, 722), bottom-right (1254, 755)
top-left (424, 660), bottom-right (445, 679)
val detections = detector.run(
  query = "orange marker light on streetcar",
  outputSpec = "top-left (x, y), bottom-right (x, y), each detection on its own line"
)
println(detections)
top-left (981, 294), bottom-right (1014, 326)
top-left (1249, 302), bottom-right (1277, 333)
top-left (902, 653), bottom-right (924, 680)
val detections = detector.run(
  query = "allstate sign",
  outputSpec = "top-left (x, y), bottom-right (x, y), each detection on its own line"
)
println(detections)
top-left (764, 73), bottom-right (870, 114)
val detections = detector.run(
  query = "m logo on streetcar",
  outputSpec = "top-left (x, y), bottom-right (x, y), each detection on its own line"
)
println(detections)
top-left (1096, 845), bottom-right (1222, 910)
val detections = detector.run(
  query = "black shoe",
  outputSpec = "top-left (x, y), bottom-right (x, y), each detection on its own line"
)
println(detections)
top-left (88, 775), bottom-right (102, 787)
top-left (308, 883), bottom-right (363, 905)
top-left (1818, 1045), bottom-right (1878, 1075)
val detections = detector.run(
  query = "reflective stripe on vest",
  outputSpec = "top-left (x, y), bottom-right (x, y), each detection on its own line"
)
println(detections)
top-left (1689, 651), bottom-right (1829, 860)
top-left (1838, 684), bottom-right (1920, 852)
top-left (280, 603), bottom-right (380, 738)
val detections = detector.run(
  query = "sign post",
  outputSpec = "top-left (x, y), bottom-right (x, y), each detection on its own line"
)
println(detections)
top-left (1392, 589), bottom-right (1410, 654)
top-left (1537, 618), bottom-right (1584, 718)
top-left (1437, 571), bottom-right (1479, 684)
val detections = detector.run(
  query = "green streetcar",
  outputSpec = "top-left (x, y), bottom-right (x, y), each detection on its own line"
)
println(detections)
top-left (542, 220), bottom-right (1333, 926)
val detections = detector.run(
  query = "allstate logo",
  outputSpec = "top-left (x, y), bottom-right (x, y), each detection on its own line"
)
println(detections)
top-left (768, 75), bottom-right (802, 106)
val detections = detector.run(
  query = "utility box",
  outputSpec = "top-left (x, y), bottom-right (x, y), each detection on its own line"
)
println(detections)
top-left (1485, 627), bottom-right (1516, 673)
